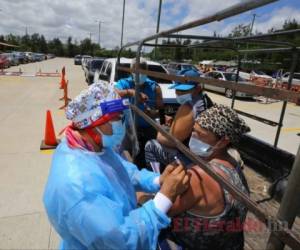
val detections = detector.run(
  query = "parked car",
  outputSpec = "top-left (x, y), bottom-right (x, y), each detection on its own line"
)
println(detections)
top-left (226, 68), bottom-right (251, 80)
top-left (281, 72), bottom-right (300, 85)
top-left (95, 57), bottom-right (178, 114)
top-left (47, 54), bottom-right (55, 59)
top-left (81, 55), bottom-right (92, 69)
top-left (276, 72), bottom-right (300, 91)
top-left (31, 53), bottom-right (40, 62)
top-left (3, 53), bottom-right (19, 66)
top-left (34, 53), bottom-right (45, 61)
top-left (84, 58), bottom-right (105, 85)
top-left (24, 52), bottom-right (33, 62)
top-left (12, 51), bottom-right (27, 64)
top-left (250, 70), bottom-right (272, 80)
top-left (166, 62), bottom-right (200, 75)
top-left (74, 55), bottom-right (82, 65)
top-left (0, 54), bottom-right (10, 69)
top-left (204, 71), bottom-right (254, 98)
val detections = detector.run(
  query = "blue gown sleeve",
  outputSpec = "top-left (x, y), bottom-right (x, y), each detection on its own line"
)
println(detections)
top-left (65, 196), bottom-right (170, 250)
top-left (116, 154), bottom-right (160, 193)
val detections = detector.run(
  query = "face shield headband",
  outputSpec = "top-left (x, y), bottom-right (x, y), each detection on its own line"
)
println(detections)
top-left (71, 98), bottom-right (129, 129)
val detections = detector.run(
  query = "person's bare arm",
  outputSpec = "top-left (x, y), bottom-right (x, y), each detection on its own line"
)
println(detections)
top-left (155, 86), bottom-right (164, 110)
top-left (114, 88), bottom-right (148, 102)
top-left (157, 104), bottom-right (193, 147)
top-left (168, 168), bottom-right (203, 216)
top-left (114, 88), bottom-right (134, 98)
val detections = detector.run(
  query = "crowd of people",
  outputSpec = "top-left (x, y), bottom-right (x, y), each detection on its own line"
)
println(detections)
top-left (43, 58), bottom-right (251, 250)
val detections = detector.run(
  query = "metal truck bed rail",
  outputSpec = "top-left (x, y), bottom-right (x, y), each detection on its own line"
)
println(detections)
top-left (116, 1), bottom-right (300, 249)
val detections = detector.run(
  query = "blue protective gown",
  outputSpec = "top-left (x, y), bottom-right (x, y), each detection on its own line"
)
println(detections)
top-left (43, 139), bottom-right (170, 250)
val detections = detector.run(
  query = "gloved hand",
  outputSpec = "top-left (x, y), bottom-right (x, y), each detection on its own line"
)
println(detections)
top-left (159, 163), bottom-right (190, 202)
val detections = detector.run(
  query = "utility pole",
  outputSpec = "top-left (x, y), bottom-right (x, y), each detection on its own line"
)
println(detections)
top-left (98, 22), bottom-right (101, 46)
top-left (244, 13), bottom-right (257, 62)
top-left (249, 13), bottom-right (256, 36)
top-left (154, 0), bottom-right (162, 59)
top-left (120, 0), bottom-right (126, 48)
top-left (95, 20), bottom-right (105, 48)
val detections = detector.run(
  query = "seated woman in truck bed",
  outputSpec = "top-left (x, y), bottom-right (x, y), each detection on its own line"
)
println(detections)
top-left (163, 104), bottom-right (250, 250)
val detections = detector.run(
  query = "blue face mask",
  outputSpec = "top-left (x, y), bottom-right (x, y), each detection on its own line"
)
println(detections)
top-left (188, 134), bottom-right (213, 158)
top-left (176, 93), bottom-right (192, 104)
top-left (96, 120), bottom-right (125, 149)
top-left (132, 73), bottom-right (147, 85)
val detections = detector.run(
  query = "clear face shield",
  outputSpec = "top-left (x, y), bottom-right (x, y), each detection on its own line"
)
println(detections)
top-left (122, 108), bottom-right (140, 157)
top-left (98, 98), bottom-right (139, 156)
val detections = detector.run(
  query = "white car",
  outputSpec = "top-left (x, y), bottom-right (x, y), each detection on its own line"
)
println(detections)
top-left (81, 55), bottom-right (92, 70)
top-left (226, 68), bottom-right (251, 81)
top-left (94, 57), bottom-right (178, 113)
top-left (204, 71), bottom-right (254, 98)
top-left (281, 72), bottom-right (300, 85)
top-left (250, 70), bottom-right (273, 81)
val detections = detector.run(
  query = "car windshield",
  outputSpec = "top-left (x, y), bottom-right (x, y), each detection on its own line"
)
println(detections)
top-left (182, 64), bottom-right (198, 71)
top-left (148, 65), bottom-right (172, 83)
top-left (91, 60), bottom-right (104, 70)
top-left (223, 73), bottom-right (244, 81)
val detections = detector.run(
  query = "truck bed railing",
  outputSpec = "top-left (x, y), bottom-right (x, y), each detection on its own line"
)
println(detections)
top-left (115, 1), bottom-right (300, 249)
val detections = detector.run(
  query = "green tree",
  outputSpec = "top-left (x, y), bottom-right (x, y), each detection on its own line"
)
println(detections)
top-left (228, 24), bottom-right (251, 38)
top-left (48, 38), bottom-right (64, 56)
top-left (67, 37), bottom-right (75, 57)
top-left (80, 38), bottom-right (92, 55)
top-left (39, 35), bottom-right (48, 53)
top-left (283, 19), bottom-right (300, 30)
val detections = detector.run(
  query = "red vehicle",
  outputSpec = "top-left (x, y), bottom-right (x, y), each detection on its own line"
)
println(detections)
top-left (0, 54), bottom-right (9, 69)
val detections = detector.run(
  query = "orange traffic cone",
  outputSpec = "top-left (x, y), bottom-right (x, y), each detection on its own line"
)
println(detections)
top-left (59, 66), bottom-right (66, 89)
top-left (40, 110), bottom-right (60, 150)
top-left (59, 74), bottom-right (66, 89)
top-left (59, 80), bottom-right (72, 110)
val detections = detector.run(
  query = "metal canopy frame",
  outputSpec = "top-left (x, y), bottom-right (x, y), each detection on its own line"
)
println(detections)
top-left (144, 34), bottom-right (300, 147)
top-left (118, 31), bottom-right (299, 147)
top-left (115, 1), bottom-right (300, 248)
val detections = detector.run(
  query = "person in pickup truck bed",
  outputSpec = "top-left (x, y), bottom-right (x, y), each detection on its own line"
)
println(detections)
top-left (114, 57), bottom-right (165, 168)
top-left (163, 104), bottom-right (251, 250)
top-left (145, 69), bottom-right (213, 172)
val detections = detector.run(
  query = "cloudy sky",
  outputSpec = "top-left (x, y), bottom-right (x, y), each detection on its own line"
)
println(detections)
top-left (0, 0), bottom-right (300, 49)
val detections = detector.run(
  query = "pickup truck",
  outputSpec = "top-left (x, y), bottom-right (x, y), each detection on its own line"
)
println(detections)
top-left (94, 57), bottom-right (179, 114)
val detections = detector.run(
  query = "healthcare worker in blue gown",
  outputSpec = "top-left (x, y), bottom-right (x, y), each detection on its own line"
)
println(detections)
top-left (43, 83), bottom-right (190, 250)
